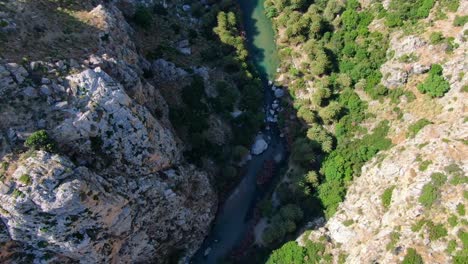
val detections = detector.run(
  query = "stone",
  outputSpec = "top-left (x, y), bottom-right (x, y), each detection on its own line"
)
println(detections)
top-left (274, 88), bottom-right (285, 98)
top-left (412, 64), bottom-right (430, 74)
top-left (251, 137), bottom-right (268, 155)
top-left (40, 85), bottom-right (51, 96)
top-left (41, 77), bottom-right (51, 84)
top-left (22, 86), bottom-right (38, 98)
top-left (5, 63), bottom-right (28, 84)
top-left (182, 5), bottom-right (191, 12)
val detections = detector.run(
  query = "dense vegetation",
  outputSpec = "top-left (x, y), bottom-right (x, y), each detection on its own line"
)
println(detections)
top-left (260, 0), bottom-right (459, 261)
top-left (263, 0), bottom-right (393, 222)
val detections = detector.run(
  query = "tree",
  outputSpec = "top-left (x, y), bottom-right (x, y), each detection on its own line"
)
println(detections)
top-left (133, 6), bottom-right (153, 29)
top-left (25, 130), bottom-right (55, 152)
top-left (305, 170), bottom-right (319, 188)
top-left (318, 101), bottom-right (342, 123)
top-left (417, 64), bottom-right (450, 97)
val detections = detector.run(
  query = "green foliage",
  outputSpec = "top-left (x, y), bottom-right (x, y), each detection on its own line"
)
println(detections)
top-left (418, 160), bottom-right (432, 171)
top-left (430, 172), bottom-right (447, 187)
top-left (447, 239), bottom-right (457, 254)
top-left (212, 81), bottom-right (240, 113)
top-left (266, 241), bottom-right (305, 264)
top-left (417, 64), bottom-right (451, 97)
top-left (427, 222), bottom-right (448, 240)
top-left (318, 179), bottom-right (346, 218)
top-left (407, 119), bottom-right (432, 138)
top-left (12, 189), bottom-right (23, 199)
top-left (419, 183), bottom-right (438, 208)
top-left (385, 0), bottom-right (435, 27)
top-left (386, 231), bottom-right (400, 251)
top-left (448, 214), bottom-right (458, 227)
top-left (429, 32), bottom-right (445, 45)
top-left (18, 174), bottom-right (31, 185)
top-left (306, 124), bottom-right (333, 153)
top-left (319, 121), bottom-right (391, 218)
top-left (266, 240), bottom-right (326, 264)
top-left (402, 248), bottom-right (424, 264)
top-left (456, 203), bottom-right (465, 216)
top-left (133, 6), bottom-right (153, 29)
top-left (381, 186), bottom-right (395, 209)
top-left (214, 11), bottom-right (248, 60)
top-left (24, 130), bottom-right (56, 152)
top-left (343, 219), bottom-right (354, 226)
top-left (263, 204), bottom-right (304, 245)
top-left (453, 16), bottom-right (468, 27)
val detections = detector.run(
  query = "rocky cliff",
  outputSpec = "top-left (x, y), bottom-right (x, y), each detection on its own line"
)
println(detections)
top-left (261, 0), bottom-right (467, 263)
top-left (0, 1), bottom-right (217, 262)
top-left (296, 1), bottom-right (468, 263)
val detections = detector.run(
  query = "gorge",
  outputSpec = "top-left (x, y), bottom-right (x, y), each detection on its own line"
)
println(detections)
top-left (0, 0), bottom-right (466, 264)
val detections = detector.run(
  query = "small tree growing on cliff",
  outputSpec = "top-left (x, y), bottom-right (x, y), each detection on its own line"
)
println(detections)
top-left (24, 130), bottom-right (56, 152)
top-left (417, 64), bottom-right (450, 97)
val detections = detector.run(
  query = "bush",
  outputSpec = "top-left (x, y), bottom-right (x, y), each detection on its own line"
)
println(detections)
top-left (417, 64), bottom-right (451, 97)
top-left (381, 186), bottom-right (395, 209)
top-left (24, 130), bottom-right (55, 152)
top-left (457, 203), bottom-right (465, 216)
top-left (427, 222), bottom-right (447, 240)
top-left (429, 32), bottom-right (445, 44)
top-left (402, 248), bottom-right (424, 264)
top-left (266, 241), bottom-right (304, 264)
top-left (419, 183), bottom-right (438, 208)
top-left (407, 119), bottom-right (432, 138)
top-left (453, 15), bottom-right (468, 27)
top-left (134, 6), bottom-right (153, 29)
top-left (18, 174), bottom-right (31, 185)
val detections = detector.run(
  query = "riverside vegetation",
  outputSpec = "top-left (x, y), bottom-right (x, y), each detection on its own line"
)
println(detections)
top-left (255, 0), bottom-right (467, 263)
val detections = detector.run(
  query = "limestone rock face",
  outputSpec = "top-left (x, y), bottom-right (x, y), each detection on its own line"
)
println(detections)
top-left (1, 151), bottom-right (215, 263)
top-left (55, 68), bottom-right (180, 174)
top-left (0, 1), bottom-right (216, 263)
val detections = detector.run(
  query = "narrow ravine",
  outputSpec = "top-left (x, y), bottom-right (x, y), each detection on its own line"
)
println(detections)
top-left (191, 1), bottom-right (284, 263)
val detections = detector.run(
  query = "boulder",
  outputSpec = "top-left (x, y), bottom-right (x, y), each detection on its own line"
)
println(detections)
top-left (251, 137), bottom-right (268, 155)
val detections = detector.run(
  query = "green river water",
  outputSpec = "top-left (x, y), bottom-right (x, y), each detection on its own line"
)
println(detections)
top-left (239, 0), bottom-right (279, 80)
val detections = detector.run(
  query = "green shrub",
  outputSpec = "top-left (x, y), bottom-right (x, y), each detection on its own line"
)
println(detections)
top-left (448, 214), bottom-right (458, 227)
top-left (453, 15), bottom-right (468, 27)
top-left (407, 119), bottom-right (432, 138)
top-left (18, 174), bottom-right (31, 185)
top-left (402, 248), bottom-right (424, 264)
top-left (24, 130), bottom-right (56, 152)
top-left (427, 222), bottom-right (447, 240)
top-left (419, 183), bottom-right (438, 208)
top-left (133, 6), bottom-right (153, 29)
top-left (430, 172), bottom-right (447, 187)
top-left (447, 239), bottom-right (457, 254)
top-left (381, 186), bottom-right (395, 209)
top-left (266, 241), bottom-right (304, 264)
top-left (417, 64), bottom-right (451, 97)
top-left (418, 160), bottom-right (432, 171)
top-left (456, 203), bottom-right (465, 216)
top-left (429, 32), bottom-right (445, 44)
top-left (386, 231), bottom-right (400, 251)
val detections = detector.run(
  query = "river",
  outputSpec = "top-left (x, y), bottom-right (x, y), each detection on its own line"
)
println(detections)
top-left (191, 0), bottom-right (283, 263)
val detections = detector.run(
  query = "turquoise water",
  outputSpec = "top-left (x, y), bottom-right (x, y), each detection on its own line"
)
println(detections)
top-left (238, 0), bottom-right (279, 80)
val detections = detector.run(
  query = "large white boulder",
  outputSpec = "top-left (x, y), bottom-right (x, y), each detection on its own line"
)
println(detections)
top-left (251, 137), bottom-right (268, 155)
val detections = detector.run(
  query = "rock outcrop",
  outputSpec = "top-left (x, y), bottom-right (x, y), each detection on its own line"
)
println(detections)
top-left (0, 1), bottom-right (216, 263)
